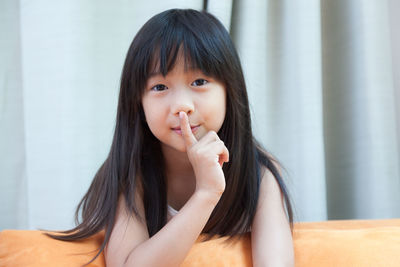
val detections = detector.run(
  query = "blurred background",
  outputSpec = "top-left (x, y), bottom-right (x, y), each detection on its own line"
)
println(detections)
top-left (1, 0), bottom-right (399, 231)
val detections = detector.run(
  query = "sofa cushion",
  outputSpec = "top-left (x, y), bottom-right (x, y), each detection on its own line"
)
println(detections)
top-left (0, 219), bottom-right (399, 266)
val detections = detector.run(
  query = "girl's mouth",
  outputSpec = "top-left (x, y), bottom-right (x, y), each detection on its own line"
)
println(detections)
top-left (172, 125), bottom-right (200, 135)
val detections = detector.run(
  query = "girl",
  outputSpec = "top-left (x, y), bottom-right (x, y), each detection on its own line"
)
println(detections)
top-left (46, 8), bottom-right (295, 267)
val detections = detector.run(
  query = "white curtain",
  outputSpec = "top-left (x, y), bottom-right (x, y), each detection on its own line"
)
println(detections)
top-left (1, 0), bottom-right (399, 231)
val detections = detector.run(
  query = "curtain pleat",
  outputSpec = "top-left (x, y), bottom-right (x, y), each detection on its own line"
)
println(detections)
top-left (322, 0), bottom-right (400, 219)
top-left (231, 0), bottom-right (327, 221)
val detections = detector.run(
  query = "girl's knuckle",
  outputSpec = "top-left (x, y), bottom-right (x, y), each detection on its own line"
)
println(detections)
top-left (193, 149), bottom-right (202, 158)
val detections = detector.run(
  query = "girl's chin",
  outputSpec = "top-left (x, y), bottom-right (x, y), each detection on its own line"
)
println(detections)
top-left (160, 142), bottom-right (188, 154)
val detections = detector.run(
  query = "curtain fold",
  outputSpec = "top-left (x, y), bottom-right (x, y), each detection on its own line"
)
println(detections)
top-left (231, 0), bottom-right (327, 221)
top-left (0, 0), bottom-right (28, 229)
top-left (322, 0), bottom-right (400, 219)
top-left (0, 0), bottom-right (399, 230)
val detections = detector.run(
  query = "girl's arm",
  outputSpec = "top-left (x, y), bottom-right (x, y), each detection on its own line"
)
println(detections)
top-left (105, 189), bottom-right (221, 267)
top-left (251, 166), bottom-right (295, 267)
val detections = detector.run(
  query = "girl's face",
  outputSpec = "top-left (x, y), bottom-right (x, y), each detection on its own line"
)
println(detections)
top-left (142, 55), bottom-right (226, 153)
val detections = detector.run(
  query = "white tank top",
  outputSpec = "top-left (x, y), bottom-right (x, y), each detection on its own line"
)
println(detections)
top-left (167, 205), bottom-right (179, 216)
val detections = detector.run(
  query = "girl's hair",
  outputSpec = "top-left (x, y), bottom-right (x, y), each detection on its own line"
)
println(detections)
top-left (44, 8), bottom-right (294, 265)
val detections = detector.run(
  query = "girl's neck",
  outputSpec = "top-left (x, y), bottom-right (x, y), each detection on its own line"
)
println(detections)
top-left (162, 144), bottom-right (193, 175)
top-left (161, 144), bottom-right (196, 210)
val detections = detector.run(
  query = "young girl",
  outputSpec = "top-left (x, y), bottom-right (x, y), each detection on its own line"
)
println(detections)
top-left (46, 8), bottom-right (295, 266)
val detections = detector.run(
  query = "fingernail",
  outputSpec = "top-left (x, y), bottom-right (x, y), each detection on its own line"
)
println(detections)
top-left (179, 111), bottom-right (184, 119)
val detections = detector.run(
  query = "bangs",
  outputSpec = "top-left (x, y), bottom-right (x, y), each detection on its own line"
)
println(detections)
top-left (142, 10), bottom-right (226, 84)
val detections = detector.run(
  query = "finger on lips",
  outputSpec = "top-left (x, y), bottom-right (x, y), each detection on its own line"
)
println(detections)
top-left (179, 111), bottom-right (197, 146)
top-left (178, 111), bottom-right (229, 165)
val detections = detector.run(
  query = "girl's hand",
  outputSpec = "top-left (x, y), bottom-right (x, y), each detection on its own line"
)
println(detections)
top-left (179, 111), bottom-right (229, 197)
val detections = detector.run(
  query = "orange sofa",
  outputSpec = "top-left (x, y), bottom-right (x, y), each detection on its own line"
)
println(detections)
top-left (1, 219), bottom-right (399, 266)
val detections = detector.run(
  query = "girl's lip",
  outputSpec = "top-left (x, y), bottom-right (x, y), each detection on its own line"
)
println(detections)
top-left (172, 125), bottom-right (200, 135)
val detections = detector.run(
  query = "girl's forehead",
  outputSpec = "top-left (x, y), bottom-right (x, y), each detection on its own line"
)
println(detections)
top-left (145, 44), bottom-right (218, 81)
top-left (148, 52), bottom-right (200, 77)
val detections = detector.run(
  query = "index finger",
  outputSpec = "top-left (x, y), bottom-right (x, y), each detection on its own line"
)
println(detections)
top-left (179, 111), bottom-right (198, 147)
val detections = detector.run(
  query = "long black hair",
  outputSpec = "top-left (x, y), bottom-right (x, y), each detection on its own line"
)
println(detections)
top-left (44, 8), bottom-right (294, 266)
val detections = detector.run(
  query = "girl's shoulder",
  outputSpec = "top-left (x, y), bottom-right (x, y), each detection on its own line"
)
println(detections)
top-left (255, 146), bottom-right (283, 178)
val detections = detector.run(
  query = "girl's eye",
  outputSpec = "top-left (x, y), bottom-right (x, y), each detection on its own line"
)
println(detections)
top-left (191, 79), bottom-right (208, 86)
top-left (151, 84), bottom-right (167, 91)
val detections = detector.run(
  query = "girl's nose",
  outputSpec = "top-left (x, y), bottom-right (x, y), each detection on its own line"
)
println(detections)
top-left (170, 90), bottom-right (194, 116)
